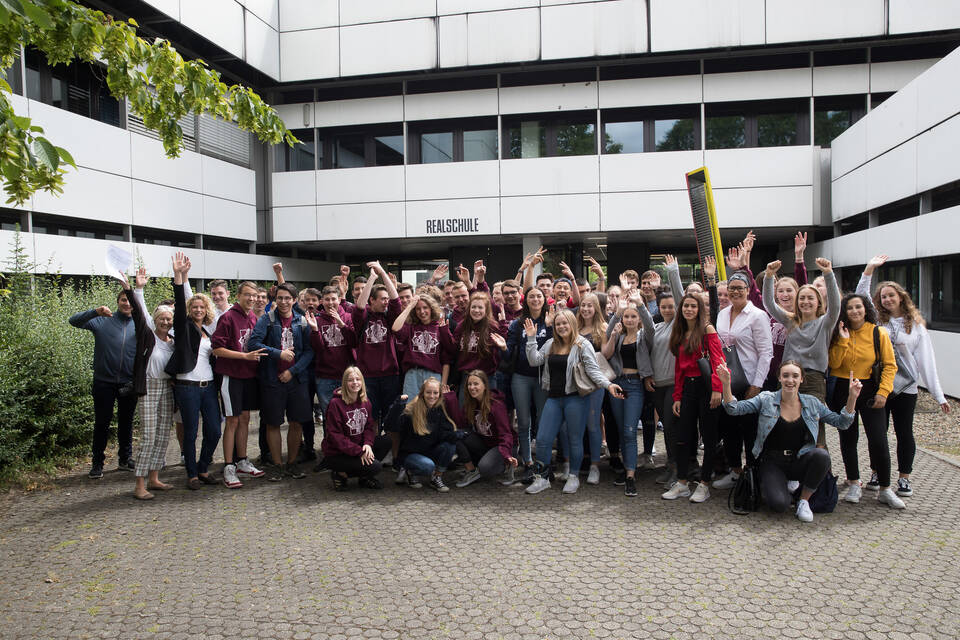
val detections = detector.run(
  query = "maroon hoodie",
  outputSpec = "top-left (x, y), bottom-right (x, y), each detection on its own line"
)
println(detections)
top-left (321, 395), bottom-right (375, 458)
top-left (453, 321), bottom-right (506, 377)
top-left (211, 303), bottom-right (258, 378)
top-left (445, 391), bottom-right (513, 460)
top-left (394, 322), bottom-right (455, 374)
top-left (352, 298), bottom-right (401, 378)
top-left (311, 312), bottom-right (358, 380)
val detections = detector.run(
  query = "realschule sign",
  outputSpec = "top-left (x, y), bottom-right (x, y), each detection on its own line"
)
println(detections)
top-left (425, 217), bottom-right (480, 234)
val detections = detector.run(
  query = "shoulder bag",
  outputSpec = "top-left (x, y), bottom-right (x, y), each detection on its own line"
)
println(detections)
top-left (572, 340), bottom-right (599, 396)
top-left (728, 465), bottom-right (762, 515)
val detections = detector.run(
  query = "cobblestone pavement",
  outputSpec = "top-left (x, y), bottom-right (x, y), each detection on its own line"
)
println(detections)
top-left (1, 422), bottom-right (959, 640)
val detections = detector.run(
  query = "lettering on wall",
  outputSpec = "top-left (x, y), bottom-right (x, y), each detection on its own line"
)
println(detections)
top-left (425, 218), bottom-right (480, 235)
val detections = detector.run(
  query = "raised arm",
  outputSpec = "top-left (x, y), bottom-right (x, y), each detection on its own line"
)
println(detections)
top-left (391, 294), bottom-right (418, 332)
top-left (794, 231), bottom-right (808, 285)
top-left (369, 261), bottom-right (398, 299)
top-left (131, 267), bottom-right (155, 331)
top-left (585, 255), bottom-right (606, 293)
top-left (272, 262), bottom-right (285, 285)
top-left (762, 261), bottom-right (792, 326)
top-left (664, 255), bottom-right (683, 298)
top-left (355, 267), bottom-right (379, 309)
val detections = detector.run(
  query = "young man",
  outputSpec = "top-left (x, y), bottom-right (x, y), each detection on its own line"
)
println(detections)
top-left (69, 290), bottom-right (138, 478)
top-left (351, 275), bottom-right (367, 304)
top-left (640, 269), bottom-right (662, 318)
top-left (397, 283), bottom-right (415, 309)
top-left (447, 281), bottom-right (471, 331)
top-left (310, 285), bottom-right (357, 417)
top-left (500, 279), bottom-right (524, 323)
top-left (253, 287), bottom-right (268, 319)
top-left (442, 280), bottom-right (456, 314)
top-left (211, 280), bottom-right (266, 488)
top-left (535, 273), bottom-right (554, 301)
top-left (297, 287), bottom-right (323, 461)
top-left (249, 283), bottom-right (314, 480)
top-left (207, 279), bottom-right (231, 330)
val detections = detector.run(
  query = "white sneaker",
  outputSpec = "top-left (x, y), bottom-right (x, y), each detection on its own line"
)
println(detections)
top-left (844, 482), bottom-right (862, 503)
top-left (562, 476), bottom-right (580, 494)
top-left (223, 464), bottom-right (242, 489)
top-left (395, 468), bottom-right (408, 485)
top-left (586, 465), bottom-right (600, 485)
top-left (712, 471), bottom-right (739, 490)
top-left (689, 482), bottom-right (710, 503)
top-left (525, 475), bottom-right (551, 494)
top-left (235, 458), bottom-right (264, 477)
top-left (786, 480), bottom-right (800, 494)
top-left (796, 499), bottom-right (814, 522)
top-left (455, 469), bottom-right (482, 488)
top-left (556, 461), bottom-right (570, 481)
top-left (878, 487), bottom-right (906, 510)
top-left (382, 451), bottom-right (394, 467)
top-left (662, 482), bottom-right (691, 500)
top-left (500, 466), bottom-right (517, 486)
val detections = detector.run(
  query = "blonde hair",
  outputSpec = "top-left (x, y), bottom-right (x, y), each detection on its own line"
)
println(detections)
top-left (340, 366), bottom-right (368, 405)
top-left (404, 378), bottom-right (457, 436)
top-left (874, 281), bottom-right (924, 333)
top-left (549, 309), bottom-right (580, 354)
top-left (576, 294), bottom-right (607, 347)
top-left (408, 295), bottom-right (443, 325)
top-left (152, 304), bottom-right (173, 327)
top-left (187, 293), bottom-right (215, 326)
top-left (791, 285), bottom-right (825, 327)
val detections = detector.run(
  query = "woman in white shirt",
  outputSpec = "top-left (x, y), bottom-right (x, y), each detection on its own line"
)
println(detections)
top-left (713, 271), bottom-right (774, 490)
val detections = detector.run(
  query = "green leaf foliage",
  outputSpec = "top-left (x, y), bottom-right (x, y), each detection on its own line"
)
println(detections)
top-left (0, 0), bottom-right (297, 204)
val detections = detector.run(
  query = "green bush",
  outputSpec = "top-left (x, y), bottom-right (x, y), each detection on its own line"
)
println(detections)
top-left (0, 232), bottom-right (173, 475)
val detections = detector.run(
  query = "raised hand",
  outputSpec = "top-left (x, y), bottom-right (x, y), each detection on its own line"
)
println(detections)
top-left (814, 257), bottom-right (832, 273)
top-left (172, 251), bottom-right (190, 275)
top-left (491, 333), bottom-right (506, 350)
top-left (532, 246), bottom-right (546, 265)
top-left (864, 254), bottom-right (888, 276)
top-left (366, 260), bottom-right (384, 274)
top-left (431, 263), bottom-right (448, 282)
top-left (304, 310), bottom-right (318, 332)
top-left (663, 253), bottom-right (677, 267)
top-left (726, 246), bottom-right (743, 270)
top-left (135, 267), bottom-right (148, 289)
top-left (585, 255), bottom-right (604, 277)
top-left (742, 230), bottom-right (756, 253)
top-left (848, 375), bottom-right (862, 399)
top-left (96, 305), bottom-right (113, 317)
top-left (838, 321), bottom-right (849, 339)
top-left (794, 231), bottom-right (807, 261)
top-left (715, 362), bottom-right (731, 385)
top-left (765, 260), bottom-right (782, 276)
top-left (272, 262), bottom-right (283, 276)
top-left (524, 317), bottom-right (536, 337)
top-left (474, 260), bottom-right (487, 281)
top-left (611, 321), bottom-right (623, 336)
top-left (703, 255), bottom-right (716, 279)
top-left (559, 260), bottom-right (574, 280)
top-left (456, 264), bottom-right (471, 284)
top-left (340, 264), bottom-right (350, 279)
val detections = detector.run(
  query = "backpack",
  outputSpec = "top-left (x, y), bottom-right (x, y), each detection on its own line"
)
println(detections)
top-left (795, 469), bottom-right (839, 513)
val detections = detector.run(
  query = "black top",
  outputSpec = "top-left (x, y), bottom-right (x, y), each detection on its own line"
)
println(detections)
top-left (384, 397), bottom-right (459, 463)
top-left (764, 415), bottom-right (808, 453)
top-left (619, 340), bottom-right (638, 369)
top-left (548, 353), bottom-right (570, 398)
top-left (165, 282), bottom-right (214, 377)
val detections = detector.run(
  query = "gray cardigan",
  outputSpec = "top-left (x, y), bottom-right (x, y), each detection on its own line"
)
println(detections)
top-left (526, 335), bottom-right (612, 394)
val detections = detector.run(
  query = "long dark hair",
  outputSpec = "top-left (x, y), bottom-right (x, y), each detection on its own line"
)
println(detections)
top-left (832, 293), bottom-right (878, 343)
top-left (669, 293), bottom-right (709, 356)
top-left (521, 286), bottom-right (546, 320)
top-left (462, 370), bottom-right (491, 427)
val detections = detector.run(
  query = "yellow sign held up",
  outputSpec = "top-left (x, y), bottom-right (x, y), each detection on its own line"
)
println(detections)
top-left (685, 166), bottom-right (726, 283)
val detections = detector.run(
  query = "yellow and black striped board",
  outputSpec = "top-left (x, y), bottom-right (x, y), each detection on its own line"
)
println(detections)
top-left (685, 166), bottom-right (727, 283)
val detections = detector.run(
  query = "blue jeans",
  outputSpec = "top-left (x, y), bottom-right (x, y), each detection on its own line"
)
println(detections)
top-left (403, 442), bottom-right (456, 478)
top-left (585, 387), bottom-right (605, 463)
top-left (174, 382), bottom-right (221, 478)
top-left (316, 377), bottom-right (340, 418)
top-left (367, 375), bottom-right (401, 429)
top-left (402, 368), bottom-right (441, 403)
top-left (536, 395), bottom-right (588, 473)
top-left (609, 375), bottom-right (645, 472)
top-left (511, 373), bottom-right (548, 465)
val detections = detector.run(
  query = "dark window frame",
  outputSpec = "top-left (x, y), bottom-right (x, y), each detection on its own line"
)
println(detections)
top-left (502, 110), bottom-right (598, 160)
top-left (705, 98), bottom-right (810, 149)
top-left (602, 104), bottom-right (702, 153)
top-left (317, 123), bottom-right (405, 169)
top-left (275, 127), bottom-right (317, 172)
top-left (407, 117), bottom-right (498, 164)
top-left (24, 48), bottom-right (123, 128)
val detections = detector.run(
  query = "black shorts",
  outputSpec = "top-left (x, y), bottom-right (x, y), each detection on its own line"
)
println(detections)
top-left (219, 375), bottom-right (260, 417)
top-left (260, 379), bottom-right (312, 427)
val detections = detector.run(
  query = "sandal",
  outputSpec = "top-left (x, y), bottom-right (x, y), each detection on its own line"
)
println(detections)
top-left (187, 477), bottom-right (202, 491)
top-left (134, 491), bottom-right (154, 500)
top-left (147, 482), bottom-right (173, 491)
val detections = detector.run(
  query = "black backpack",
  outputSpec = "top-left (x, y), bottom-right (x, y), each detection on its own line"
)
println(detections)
top-left (795, 469), bottom-right (839, 513)
top-left (728, 465), bottom-right (762, 515)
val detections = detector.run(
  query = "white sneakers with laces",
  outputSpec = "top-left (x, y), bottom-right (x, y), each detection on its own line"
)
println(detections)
top-left (689, 482), bottom-right (710, 503)
top-left (236, 458), bottom-right (264, 477)
top-left (844, 482), bottom-right (863, 503)
top-left (796, 499), bottom-right (814, 522)
top-left (525, 475), bottom-right (551, 494)
top-left (712, 471), bottom-right (739, 490)
top-left (223, 463), bottom-right (242, 489)
top-left (586, 465), bottom-right (600, 485)
top-left (662, 482), bottom-right (691, 500)
top-left (878, 487), bottom-right (906, 509)
top-left (562, 476), bottom-right (580, 494)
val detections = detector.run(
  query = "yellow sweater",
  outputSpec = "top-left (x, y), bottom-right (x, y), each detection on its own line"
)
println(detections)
top-left (829, 322), bottom-right (897, 398)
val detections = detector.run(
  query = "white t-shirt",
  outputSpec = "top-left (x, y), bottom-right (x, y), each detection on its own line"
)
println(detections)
top-left (146, 338), bottom-right (174, 380)
top-left (177, 337), bottom-right (214, 382)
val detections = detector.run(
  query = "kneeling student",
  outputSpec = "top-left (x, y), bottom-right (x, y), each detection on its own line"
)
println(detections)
top-left (446, 370), bottom-right (517, 488)
top-left (249, 283), bottom-right (314, 481)
top-left (719, 360), bottom-right (859, 522)
top-left (321, 367), bottom-right (392, 490)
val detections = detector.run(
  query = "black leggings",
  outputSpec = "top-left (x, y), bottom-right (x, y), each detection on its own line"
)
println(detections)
top-left (886, 392), bottom-right (917, 475)
top-left (675, 376), bottom-right (720, 483)
top-left (833, 380), bottom-right (891, 487)
top-left (759, 448), bottom-right (832, 513)
top-left (641, 392), bottom-right (656, 455)
top-left (602, 394), bottom-right (620, 460)
top-left (324, 434), bottom-right (392, 478)
top-left (721, 410), bottom-right (758, 470)
top-left (455, 432), bottom-right (507, 478)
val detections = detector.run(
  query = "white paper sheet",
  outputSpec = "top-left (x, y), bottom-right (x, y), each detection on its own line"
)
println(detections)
top-left (105, 244), bottom-right (133, 281)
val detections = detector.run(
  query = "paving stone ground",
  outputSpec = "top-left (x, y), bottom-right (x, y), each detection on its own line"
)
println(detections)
top-left (1, 418), bottom-right (959, 640)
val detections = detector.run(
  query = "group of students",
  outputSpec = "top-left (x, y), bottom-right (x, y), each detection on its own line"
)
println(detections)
top-left (71, 231), bottom-right (949, 522)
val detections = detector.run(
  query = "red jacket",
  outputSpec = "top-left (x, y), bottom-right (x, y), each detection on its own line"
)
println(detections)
top-left (673, 331), bottom-right (725, 402)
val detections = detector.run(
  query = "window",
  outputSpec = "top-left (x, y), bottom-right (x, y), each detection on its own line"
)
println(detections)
top-left (132, 226), bottom-right (196, 248)
top-left (407, 118), bottom-right (498, 163)
top-left (2, 55), bottom-right (22, 95)
top-left (204, 237), bottom-right (250, 253)
top-left (317, 124), bottom-right (404, 169)
top-left (1, 209), bottom-right (21, 231)
top-left (814, 95), bottom-right (866, 147)
top-left (932, 254), bottom-right (960, 332)
top-left (463, 128), bottom-right (497, 161)
top-left (504, 111), bottom-right (596, 159)
top-left (836, 212), bottom-right (869, 236)
top-left (275, 128), bottom-right (316, 172)
top-left (24, 49), bottom-right (122, 128)
top-left (603, 105), bottom-right (700, 154)
top-left (870, 92), bottom-right (893, 109)
top-left (931, 180), bottom-right (960, 213)
top-left (871, 260), bottom-right (919, 304)
top-left (31, 213), bottom-right (125, 240)
top-left (706, 99), bottom-right (809, 149)
top-left (876, 195), bottom-right (919, 226)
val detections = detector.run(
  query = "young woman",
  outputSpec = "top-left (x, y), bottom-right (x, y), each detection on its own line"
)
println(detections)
top-left (828, 294), bottom-right (902, 508)
top-left (166, 253), bottom-right (237, 490)
top-left (384, 378), bottom-right (463, 492)
top-left (321, 367), bottom-right (393, 491)
top-left (601, 295), bottom-right (654, 497)
top-left (762, 258), bottom-right (841, 446)
top-left (761, 233), bottom-right (810, 388)
top-left (713, 271), bottom-right (774, 491)
top-left (719, 361), bottom-right (861, 522)
top-left (663, 293), bottom-right (725, 503)
top-left (392, 294), bottom-right (455, 400)
top-left (857, 262), bottom-right (950, 497)
top-left (575, 293), bottom-right (608, 484)
top-left (525, 310), bottom-right (625, 495)
top-left (453, 292), bottom-right (507, 387)
top-left (506, 287), bottom-right (551, 482)
top-left (446, 371), bottom-right (517, 487)
top-left (121, 268), bottom-right (175, 500)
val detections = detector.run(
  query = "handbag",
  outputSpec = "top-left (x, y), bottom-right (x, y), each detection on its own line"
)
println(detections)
top-left (869, 325), bottom-right (883, 391)
top-left (728, 465), bottom-right (761, 515)
top-left (796, 469), bottom-right (839, 513)
top-left (718, 335), bottom-right (749, 396)
top-left (572, 340), bottom-right (598, 397)
top-left (594, 352), bottom-right (616, 381)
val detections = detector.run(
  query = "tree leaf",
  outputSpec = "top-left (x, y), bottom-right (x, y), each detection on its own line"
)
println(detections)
top-left (55, 146), bottom-right (76, 168)
top-left (0, 0), bottom-right (24, 18)
top-left (20, 0), bottom-right (52, 28)
top-left (10, 115), bottom-right (30, 129)
top-left (32, 137), bottom-right (58, 171)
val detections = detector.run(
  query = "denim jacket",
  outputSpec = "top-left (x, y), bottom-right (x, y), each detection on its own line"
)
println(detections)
top-left (248, 308), bottom-right (314, 386)
top-left (723, 390), bottom-right (855, 459)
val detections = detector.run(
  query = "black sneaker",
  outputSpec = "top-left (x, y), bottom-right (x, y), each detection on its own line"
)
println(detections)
top-left (613, 469), bottom-right (626, 486)
top-left (117, 459), bottom-right (135, 472)
top-left (332, 473), bottom-right (349, 491)
top-left (865, 471), bottom-right (880, 491)
top-left (358, 476), bottom-right (383, 490)
top-left (88, 464), bottom-right (104, 480)
top-left (624, 476), bottom-right (638, 497)
top-left (520, 465), bottom-right (535, 486)
top-left (285, 463), bottom-right (306, 480)
top-left (267, 464), bottom-right (283, 482)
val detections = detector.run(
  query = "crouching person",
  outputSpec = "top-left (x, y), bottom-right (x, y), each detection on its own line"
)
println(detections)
top-left (719, 360), bottom-right (859, 522)
top-left (446, 370), bottom-right (517, 488)
top-left (321, 367), bottom-right (392, 490)
top-left (249, 283), bottom-right (314, 481)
